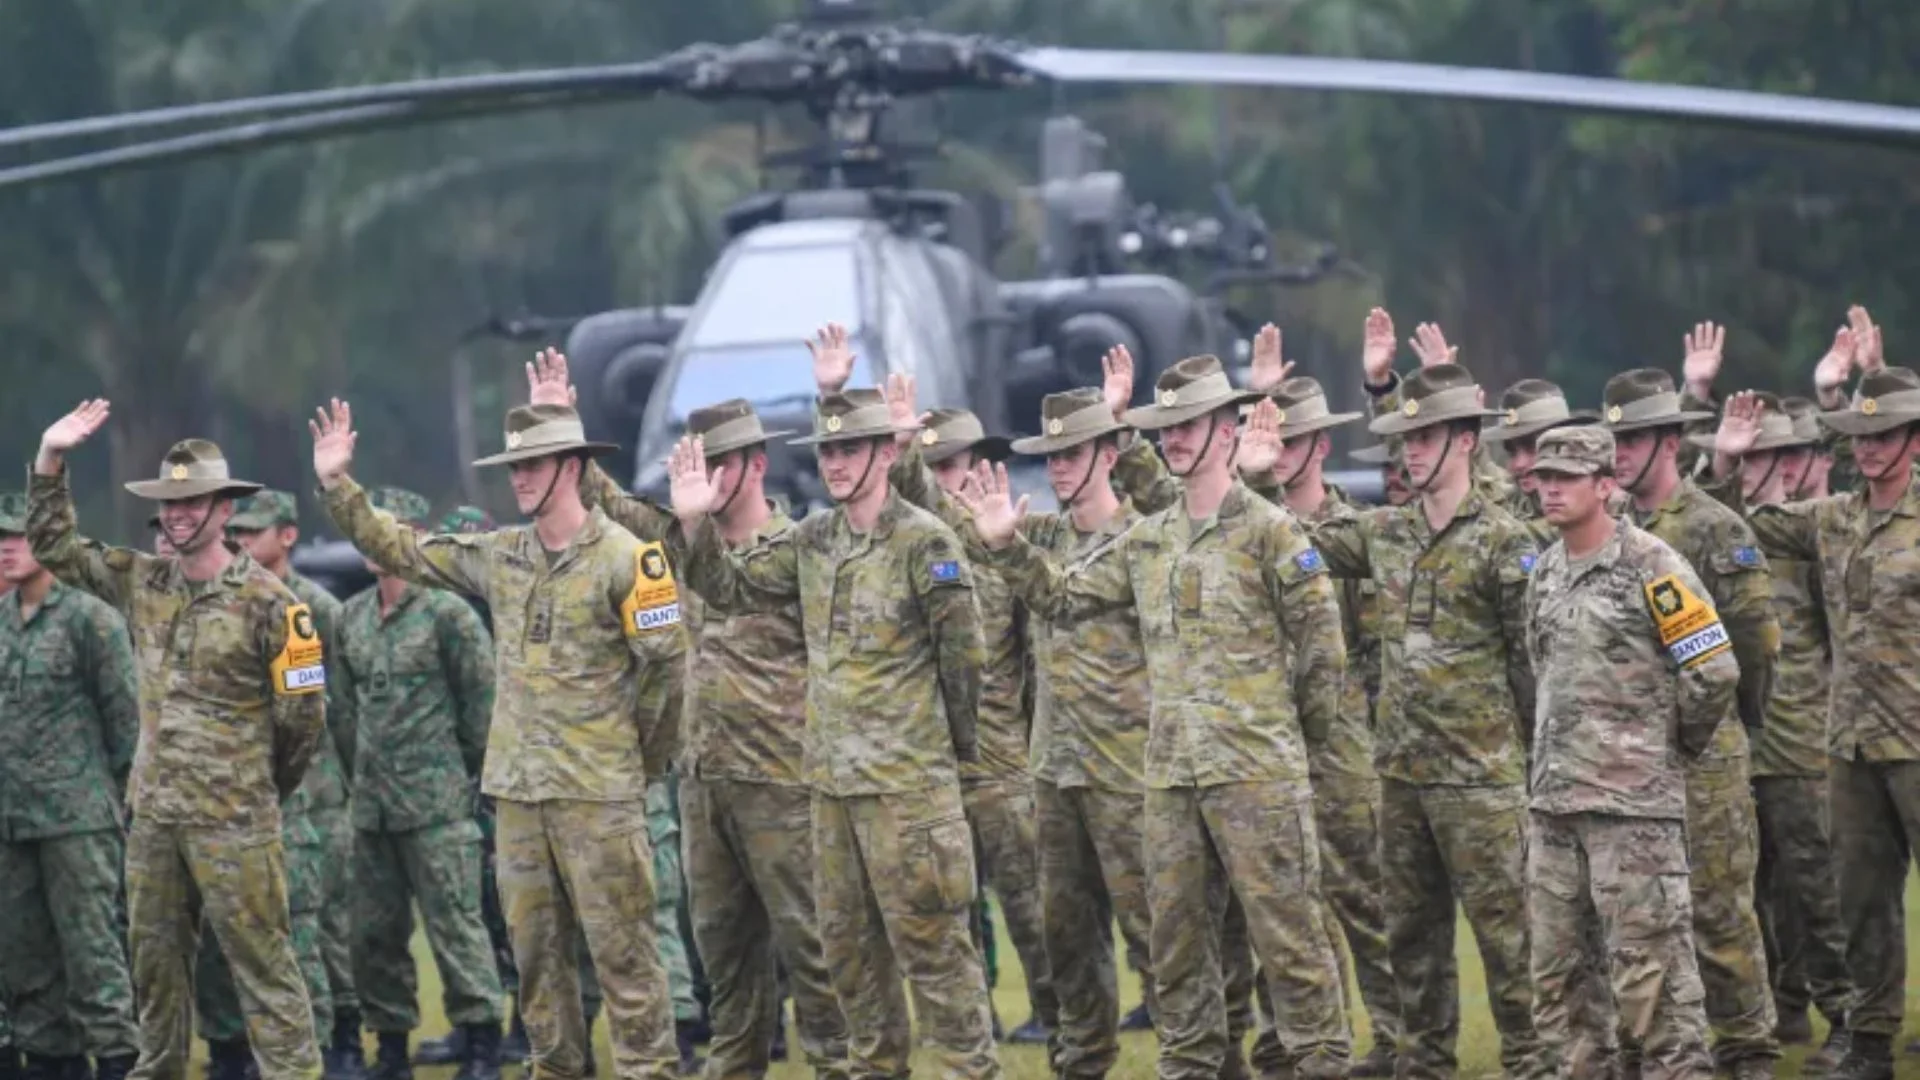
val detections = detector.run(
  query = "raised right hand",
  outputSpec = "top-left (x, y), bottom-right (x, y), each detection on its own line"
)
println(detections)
top-left (667, 435), bottom-right (728, 526)
top-left (37, 399), bottom-right (111, 471)
top-left (526, 348), bottom-right (577, 407)
top-left (1715, 390), bottom-right (1766, 459)
top-left (1812, 327), bottom-right (1856, 396)
top-left (808, 323), bottom-right (856, 393)
top-left (950, 460), bottom-right (1027, 549)
top-left (1235, 397), bottom-right (1282, 476)
top-left (1361, 308), bottom-right (1396, 385)
top-left (309, 399), bottom-right (358, 488)
top-left (1101, 345), bottom-right (1135, 419)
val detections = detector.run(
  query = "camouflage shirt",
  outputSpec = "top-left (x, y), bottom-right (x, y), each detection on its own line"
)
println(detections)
top-left (673, 492), bottom-right (985, 797)
top-left (1308, 490), bottom-right (1539, 787)
top-left (285, 571), bottom-right (350, 815)
top-left (1525, 521), bottom-right (1739, 819)
top-left (1745, 476), bottom-right (1920, 762)
top-left (325, 477), bottom-right (685, 803)
top-left (28, 471), bottom-right (328, 835)
top-left (1629, 479), bottom-right (1779, 768)
top-left (581, 466), bottom-right (809, 786)
top-left (336, 582), bottom-right (495, 831)
top-left (1751, 542), bottom-right (1830, 778)
top-left (989, 481), bottom-right (1347, 791)
top-left (0, 581), bottom-right (140, 840)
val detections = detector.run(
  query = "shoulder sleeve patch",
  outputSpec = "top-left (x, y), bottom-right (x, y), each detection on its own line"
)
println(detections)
top-left (1294, 548), bottom-right (1325, 574)
top-left (621, 541), bottom-right (682, 637)
top-left (1732, 545), bottom-right (1762, 568)
top-left (270, 603), bottom-right (327, 696)
top-left (929, 559), bottom-right (962, 583)
top-left (1520, 553), bottom-right (1537, 574)
top-left (1644, 573), bottom-right (1731, 669)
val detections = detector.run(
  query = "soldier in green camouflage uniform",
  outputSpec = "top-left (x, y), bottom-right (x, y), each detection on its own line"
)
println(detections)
top-left (0, 493), bottom-right (141, 1080)
top-left (962, 355), bottom-right (1354, 1080)
top-left (1600, 368), bottom-right (1781, 1080)
top-left (1296, 361), bottom-right (1545, 1080)
top-left (1683, 396), bottom-right (1854, 1060)
top-left (1705, 373), bottom-right (1920, 1080)
top-left (1522, 425), bottom-right (1726, 1080)
top-left (227, 490), bottom-right (366, 1080)
top-left (29, 410), bottom-right (329, 1080)
top-left (327, 487), bottom-right (506, 1080)
top-left (667, 372), bottom-right (999, 1080)
top-left (314, 398), bottom-right (686, 1080)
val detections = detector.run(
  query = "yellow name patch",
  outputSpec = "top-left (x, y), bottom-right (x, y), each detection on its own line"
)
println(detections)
top-left (270, 603), bottom-right (327, 695)
top-left (1644, 573), bottom-right (1730, 669)
top-left (621, 542), bottom-right (682, 637)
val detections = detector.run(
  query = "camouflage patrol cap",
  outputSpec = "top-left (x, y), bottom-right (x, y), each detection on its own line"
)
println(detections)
top-left (1482, 379), bottom-right (1598, 444)
top-left (1819, 367), bottom-right (1920, 436)
top-left (227, 490), bottom-right (298, 531)
top-left (1121, 355), bottom-right (1263, 431)
top-left (1528, 426), bottom-right (1616, 477)
top-left (0, 492), bottom-right (25, 534)
top-left (1369, 364), bottom-right (1499, 436)
top-left (1249, 376), bottom-right (1364, 439)
top-left (787, 389), bottom-right (917, 446)
top-left (1684, 391), bottom-right (1814, 455)
top-left (687, 399), bottom-right (793, 457)
top-left (915, 408), bottom-right (1012, 465)
top-left (1010, 388), bottom-right (1129, 456)
top-left (368, 487), bottom-right (432, 529)
top-left (438, 506), bottom-right (495, 534)
top-left (1599, 369), bottom-right (1715, 433)
top-left (123, 439), bottom-right (263, 501)
top-left (472, 404), bottom-right (619, 468)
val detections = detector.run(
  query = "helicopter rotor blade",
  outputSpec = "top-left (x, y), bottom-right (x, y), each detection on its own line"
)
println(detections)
top-left (1015, 48), bottom-right (1920, 145)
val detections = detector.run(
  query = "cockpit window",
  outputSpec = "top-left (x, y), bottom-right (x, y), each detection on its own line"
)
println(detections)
top-left (666, 342), bottom-right (866, 421)
top-left (683, 245), bottom-right (861, 349)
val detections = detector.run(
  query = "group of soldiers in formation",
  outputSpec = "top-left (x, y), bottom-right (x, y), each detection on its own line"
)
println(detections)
top-left (2, 298), bottom-right (1918, 1080)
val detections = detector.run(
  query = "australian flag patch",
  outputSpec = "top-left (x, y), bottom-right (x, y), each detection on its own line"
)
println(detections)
top-left (930, 559), bottom-right (961, 583)
top-left (1520, 553), bottom-right (1537, 574)
top-left (1732, 545), bottom-right (1762, 568)
top-left (1295, 548), bottom-right (1325, 573)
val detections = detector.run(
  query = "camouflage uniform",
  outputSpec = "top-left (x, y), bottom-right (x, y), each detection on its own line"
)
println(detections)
top-left (1736, 371), bottom-right (1920, 1070)
top-left (332, 488), bottom-right (505, 1041)
top-left (1522, 427), bottom-right (1725, 1080)
top-left (0, 494), bottom-right (141, 1070)
top-left (644, 774), bottom-right (699, 1027)
top-left (1310, 366), bottom-right (1545, 1080)
top-left (674, 390), bottom-right (998, 1080)
top-left (1602, 371), bottom-right (1781, 1072)
top-left (324, 403), bottom-right (687, 1080)
top-left (989, 359), bottom-right (1354, 1080)
top-left (28, 442), bottom-right (329, 1080)
top-left (581, 402), bottom-right (851, 1080)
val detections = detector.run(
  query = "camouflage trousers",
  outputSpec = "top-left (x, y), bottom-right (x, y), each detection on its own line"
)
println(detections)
top-left (351, 819), bottom-right (504, 1033)
top-left (1145, 781), bottom-right (1349, 1080)
top-left (645, 777), bottom-right (699, 1026)
top-left (1034, 782), bottom-right (1154, 1080)
top-left (498, 799), bottom-right (677, 1080)
top-left (311, 805), bottom-right (358, 1019)
top-left (125, 820), bottom-right (320, 1080)
top-left (476, 796), bottom-right (519, 993)
top-left (1750, 775), bottom-right (1851, 1027)
top-left (0, 830), bottom-right (138, 1057)
top-left (1527, 813), bottom-right (1712, 1080)
top-left (679, 777), bottom-right (847, 1080)
top-left (1378, 780), bottom-right (1542, 1080)
top-left (961, 780), bottom-right (1057, 1029)
top-left (1681, 759), bottom-right (1775, 1066)
top-left (1829, 757), bottom-right (1920, 1038)
top-left (198, 814), bottom-right (330, 1046)
top-left (812, 787), bottom-right (999, 1080)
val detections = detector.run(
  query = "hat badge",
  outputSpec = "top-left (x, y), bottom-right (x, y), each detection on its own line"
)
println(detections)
top-left (1047, 418), bottom-right (1065, 436)
top-left (1862, 398), bottom-right (1879, 416)
top-left (1606, 405), bottom-right (1623, 423)
top-left (169, 464), bottom-right (189, 481)
top-left (1158, 388), bottom-right (1179, 408)
top-left (1505, 408), bottom-right (1520, 426)
top-left (505, 431), bottom-right (523, 449)
top-left (825, 415), bottom-right (843, 433)
top-left (921, 428), bottom-right (939, 446)
top-left (1402, 399), bottom-right (1420, 418)
top-left (1274, 408), bottom-right (1287, 424)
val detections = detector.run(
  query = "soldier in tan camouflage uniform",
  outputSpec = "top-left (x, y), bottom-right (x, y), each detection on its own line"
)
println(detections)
top-left (1285, 357), bottom-right (1545, 1080)
top-left (959, 355), bottom-right (1353, 1080)
top-left (1705, 371), bottom-right (1920, 1080)
top-left (1479, 380), bottom-right (1600, 533)
top-left (29, 404), bottom-right (329, 1080)
top-left (0, 492), bottom-right (141, 1080)
top-left (313, 398), bottom-right (686, 1080)
top-left (1600, 362), bottom-right (1781, 1080)
top-left (227, 490), bottom-right (366, 1080)
top-left (1522, 424), bottom-right (1727, 1080)
top-left (1682, 395), bottom-right (1853, 1064)
top-left (665, 362), bottom-right (998, 1080)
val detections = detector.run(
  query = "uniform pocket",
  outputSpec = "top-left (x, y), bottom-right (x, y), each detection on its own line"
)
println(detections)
top-left (901, 812), bottom-right (976, 916)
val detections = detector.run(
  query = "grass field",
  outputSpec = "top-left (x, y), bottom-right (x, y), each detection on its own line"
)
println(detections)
top-left (194, 878), bottom-right (1920, 1079)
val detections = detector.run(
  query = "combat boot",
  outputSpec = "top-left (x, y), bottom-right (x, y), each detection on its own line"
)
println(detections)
top-left (1773, 1008), bottom-right (1812, 1046)
top-left (326, 1011), bottom-right (367, 1080)
top-left (499, 1011), bottom-right (528, 1065)
top-left (1808, 1027), bottom-right (1851, 1079)
top-left (93, 1055), bottom-right (135, 1080)
top-left (1118, 1002), bottom-right (1152, 1033)
top-left (1005, 1018), bottom-right (1051, 1046)
top-left (1831, 1033), bottom-right (1893, 1080)
top-left (451, 1024), bottom-right (500, 1080)
top-left (768, 1015), bottom-right (787, 1062)
top-left (674, 1022), bottom-right (703, 1077)
top-left (1348, 1043), bottom-right (1395, 1079)
top-left (1728, 1055), bottom-right (1774, 1080)
top-left (408, 1029), bottom-right (463, 1067)
top-left (205, 1040), bottom-right (255, 1080)
top-left (368, 1034), bottom-right (411, 1080)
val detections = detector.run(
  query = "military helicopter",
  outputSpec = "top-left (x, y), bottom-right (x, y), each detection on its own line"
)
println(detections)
top-left (5, 0), bottom-right (1919, 538)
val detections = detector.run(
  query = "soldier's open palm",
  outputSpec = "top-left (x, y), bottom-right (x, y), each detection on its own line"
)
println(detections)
top-left (41, 399), bottom-right (111, 452)
top-left (952, 461), bottom-right (1025, 548)
top-left (1248, 324), bottom-right (1293, 392)
top-left (1361, 308), bottom-right (1396, 383)
top-left (668, 436), bottom-right (723, 524)
top-left (808, 323), bottom-right (856, 393)
top-left (1236, 397), bottom-right (1282, 475)
top-left (1410, 322), bottom-right (1457, 368)
top-left (1716, 391), bottom-right (1765, 458)
top-left (526, 348), bottom-right (576, 407)
top-left (1101, 345), bottom-right (1134, 418)
top-left (1813, 328), bottom-right (1857, 394)
top-left (310, 399), bottom-right (358, 484)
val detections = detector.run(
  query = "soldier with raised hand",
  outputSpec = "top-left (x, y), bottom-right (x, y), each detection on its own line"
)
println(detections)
top-left (329, 487), bottom-right (505, 1080)
top-left (666, 364), bottom-right (998, 1080)
top-left (0, 492), bottom-right (141, 1080)
top-left (523, 353), bottom-right (850, 1080)
top-left (956, 355), bottom-right (1353, 1080)
top-left (1600, 350), bottom-right (1782, 1080)
top-left (312, 397), bottom-right (687, 1080)
top-left (1705, 376), bottom-right (1920, 1080)
top-left (28, 402), bottom-right (329, 1080)
top-left (227, 490), bottom-right (366, 1080)
top-left (1479, 380), bottom-right (1601, 531)
top-left (1684, 395), bottom-right (1853, 1065)
top-left (1521, 424), bottom-right (1727, 1080)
